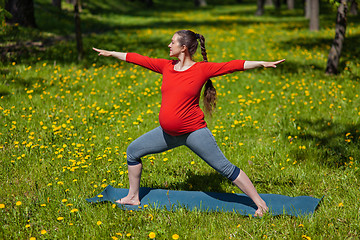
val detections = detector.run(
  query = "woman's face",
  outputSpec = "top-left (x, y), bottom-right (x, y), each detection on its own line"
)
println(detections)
top-left (168, 34), bottom-right (184, 57)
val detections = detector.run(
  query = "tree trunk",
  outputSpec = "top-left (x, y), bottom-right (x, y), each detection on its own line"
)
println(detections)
top-left (274, 0), bottom-right (281, 9)
top-left (326, 0), bottom-right (348, 75)
top-left (305, 0), bottom-right (311, 19)
top-left (256, 0), bottom-right (265, 15)
top-left (5, 0), bottom-right (37, 28)
top-left (194, 0), bottom-right (207, 7)
top-left (349, 0), bottom-right (358, 16)
top-left (52, 0), bottom-right (62, 9)
top-left (287, 0), bottom-right (295, 10)
top-left (74, 0), bottom-right (83, 61)
top-left (309, 0), bottom-right (319, 31)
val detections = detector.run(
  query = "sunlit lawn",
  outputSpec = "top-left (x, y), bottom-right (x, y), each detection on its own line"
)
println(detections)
top-left (1, 0), bottom-right (360, 239)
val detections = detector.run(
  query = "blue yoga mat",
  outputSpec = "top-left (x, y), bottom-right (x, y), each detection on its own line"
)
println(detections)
top-left (86, 185), bottom-right (322, 216)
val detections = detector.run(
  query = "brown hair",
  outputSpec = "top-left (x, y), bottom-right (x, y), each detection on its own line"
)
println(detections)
top-left (175, 30), bottom-right (217, 116)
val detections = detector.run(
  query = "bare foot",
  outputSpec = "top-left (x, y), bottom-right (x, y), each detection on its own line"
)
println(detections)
top-left (254, 205), bottom-right (269, 217)
top-left (115, 196), bottom-right (140, 205)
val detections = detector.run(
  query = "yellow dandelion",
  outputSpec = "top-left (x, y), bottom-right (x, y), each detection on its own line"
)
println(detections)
top-left (172, 234), bottom-right (179, 239)
top-left (57, 217), bottom-right (64, 221)
top-left (62, 199), bottom-right (68, 203)
top-left (302, 235), bottom-right (311, 240)
top-left (97, 194), bottom-right (103, 198)
top-left (338, 202), bottom-right (344, 207)
top-left (30, 237), bottom-right (36, 240)
top-left (70, 208), bottom-right (78, 213)
top-left (40, 229), bottom-right (47, 234)
top-left (126, 233), bottom-right (131, 237)
top-left (0, 204), bottom-right (5, 208)
top-left (149, 232), bottom-right (156, 239)
top-left (16, 201), bottom-right (22, 206)
top-left (111, 237), bottom-right (118, 240)
top-left (97, 221), bottom-right (102, 226)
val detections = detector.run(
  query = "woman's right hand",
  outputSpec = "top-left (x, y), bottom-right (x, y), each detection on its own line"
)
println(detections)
top-left (93, 47), bottom-right (113, 57)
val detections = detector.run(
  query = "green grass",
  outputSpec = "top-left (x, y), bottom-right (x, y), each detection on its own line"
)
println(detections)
top-left (1, 0), bottom-right (360, 239)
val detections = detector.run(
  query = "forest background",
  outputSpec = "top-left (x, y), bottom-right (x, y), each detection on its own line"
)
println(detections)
top-left (1, 0), bottom-right (360, 239)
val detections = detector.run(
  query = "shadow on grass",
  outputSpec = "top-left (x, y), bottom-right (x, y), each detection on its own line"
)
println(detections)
top-left (277, 30), bottom-right (360, 79)
top-left (149, 171), bottom-right (231, 193)
top-left (283, 117), bottom-right (360, 168)
top-left (1, 0), bottom-right (335, 66)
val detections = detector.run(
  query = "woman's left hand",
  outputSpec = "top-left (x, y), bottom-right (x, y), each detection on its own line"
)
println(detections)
top-left (263, 59), bottom-right (286, 68)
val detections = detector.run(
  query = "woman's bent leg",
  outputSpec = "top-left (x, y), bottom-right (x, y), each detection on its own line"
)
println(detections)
top-left (118, 127), bottom-right (182, 205)
top-left (185, 127), bottom-right (268, 216)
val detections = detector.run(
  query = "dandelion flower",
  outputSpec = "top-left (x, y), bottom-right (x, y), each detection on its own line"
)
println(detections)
top-left (57, 217), bottom-right (64, 221)
top-left (149, 232), bottom-right (156, 239)
top-left (172, 234), bottom-right (179, 239)
top-left (30, 237), bottom-right (36, 240)
top-left (0, 204), bottom-right (5, 208)
top-left (70, 208), bottom-right (78, 213)
top-left (16, 201), bottom-right (22, 206)
top-left (338, 202), bottom-right (344, 207)
top-left (40, 230), bottom-right (47, 234)
top-left (97, 221), bottom-right (102, 226)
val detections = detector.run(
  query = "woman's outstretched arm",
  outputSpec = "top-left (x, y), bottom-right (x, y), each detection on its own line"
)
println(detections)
top-left (244, 59), bottom-right (285, 70)
top-left (93, 47), bottom-right (127, 61)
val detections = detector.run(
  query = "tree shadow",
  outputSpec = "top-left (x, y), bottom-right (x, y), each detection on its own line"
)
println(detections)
top-left (282, 117), bottom-right (360, 167)
top-left (276, 33), bottom-right (360, 80)
top-left (148, 171), bottom-right (231, 193)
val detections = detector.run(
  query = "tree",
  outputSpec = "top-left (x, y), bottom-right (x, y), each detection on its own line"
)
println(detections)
top-left (326, 0), bottom-right (348, 74)
top-left (305, 0), bottom-right (311, 18)
top-left (287, 0), bottom-right (295, 10)
top-left (52, 0), bottom-right (62, 9)
top-left (349, 0), bottom-right (358, 15)
top-left (5, 0), bottom-right (36, 27)
top-left (256, 0), bottom-right (265, 15)
top-left (74, 0), bottom-right (83, 61)
top-left (194, 0), bottom-right (207, 7)
top-left (309, 0), bottom-right (320, 31)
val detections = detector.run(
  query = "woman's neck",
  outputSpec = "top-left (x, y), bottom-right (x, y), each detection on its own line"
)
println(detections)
top-left (175, 54), bottom-right (195, 71)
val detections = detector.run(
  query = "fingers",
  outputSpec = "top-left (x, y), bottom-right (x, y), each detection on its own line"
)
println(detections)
top-left (276, 59), bottom-right (286, 64)
top-left (268, 59), bottom-right (285, 68)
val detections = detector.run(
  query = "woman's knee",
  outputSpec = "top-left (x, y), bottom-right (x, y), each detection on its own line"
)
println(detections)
top-left (126, 142), bottom-right (142, 165)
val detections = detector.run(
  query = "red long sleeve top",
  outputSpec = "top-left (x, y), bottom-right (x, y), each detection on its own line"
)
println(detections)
top-left (126, 53), bottom-right (245, 136)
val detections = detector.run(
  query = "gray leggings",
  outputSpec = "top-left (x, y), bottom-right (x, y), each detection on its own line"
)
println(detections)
top-left (127, 126), bottom-right (240, 181)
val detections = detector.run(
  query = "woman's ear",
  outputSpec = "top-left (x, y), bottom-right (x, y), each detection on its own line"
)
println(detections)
top-left (181, 45), bottom-right (188, 53)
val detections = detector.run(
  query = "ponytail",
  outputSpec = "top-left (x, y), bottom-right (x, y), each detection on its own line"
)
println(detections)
top-left (175, 30), bottom-right (217, 115)
top-left (198, 34), bottom-right (217, 116)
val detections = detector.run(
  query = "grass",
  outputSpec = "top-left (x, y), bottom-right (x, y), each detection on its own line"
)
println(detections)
top-left (1, 0), bottom-right (360, 239)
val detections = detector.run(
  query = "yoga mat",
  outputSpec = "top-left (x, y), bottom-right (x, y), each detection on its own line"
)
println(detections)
top-left (86, 185), bottom-right (322, 216)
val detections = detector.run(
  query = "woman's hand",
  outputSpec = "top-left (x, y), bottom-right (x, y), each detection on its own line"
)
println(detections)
top-left (262, 59), bottom-right (286, 68)
top-left (244, 59), bottom-right (285, 70)
top-left (93, 47), bottom-right (113, 57)
top-left (93, 47), bottom-right (127, 61)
